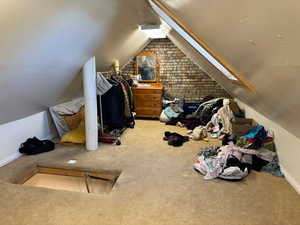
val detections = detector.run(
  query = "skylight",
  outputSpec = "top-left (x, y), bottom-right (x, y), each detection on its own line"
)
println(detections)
top-left (140, 24), bottom-right (167, 39)
top-left (149, 0), bottom-right (238, 81)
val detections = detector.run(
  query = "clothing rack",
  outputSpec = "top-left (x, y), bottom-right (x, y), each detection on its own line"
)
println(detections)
top-left (98, 71), bottom-right (132, 146)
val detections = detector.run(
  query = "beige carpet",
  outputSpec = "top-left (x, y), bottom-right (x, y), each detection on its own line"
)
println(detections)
top-left (0, 120), bottom-right (299, 225)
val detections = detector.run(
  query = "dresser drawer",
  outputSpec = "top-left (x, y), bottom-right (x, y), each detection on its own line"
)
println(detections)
top-left (134, 99), bottom-right (162, 108)
top-left (133, 89), bottom-right (162, 95)
top-left (134, 94), bottom-right (161, 103)
top-left (132, 84), bottom-right (163, 118)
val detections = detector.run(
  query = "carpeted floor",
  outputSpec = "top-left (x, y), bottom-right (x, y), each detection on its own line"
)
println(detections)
top-left (0, 120), bottom-right (299, 225)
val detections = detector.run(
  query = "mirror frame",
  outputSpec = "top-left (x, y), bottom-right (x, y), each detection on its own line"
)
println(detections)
top-left (135, 51), bottom-right (160, 83)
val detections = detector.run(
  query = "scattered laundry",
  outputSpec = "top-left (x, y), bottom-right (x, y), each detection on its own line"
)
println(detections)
top-left (206, 99), bottom-right (233, 138)
top-left (187, 125), bottom-right (207, 140)
top-left (163, 97), bottom-right (225, 130)
top-left (166, 116), bottom-right (202, 130)
top-left (195, 142), bottom-right (263, 180)
top-left (164, 105), bottom-right (181, 119)
top-left (245, 125), bottom-right (268, 141)
top-left (160, 97), bottom-right (284, 180)
top-left (261, 156), bottom-right (284, 177)
top-left (164, 98), bottom-right (238, 140)
top-left (163, 131), bottom-right (189, 147)
top-left (160, 99), bottom-right (184, 122)
top-left (219, 166), bottom-right (248, 180)
top-left (194, 124), bottom-right (284, 180)
top-left (189, 98), bottom-right (224, 124)
top-left (160, 110), bottom-right (170, 123)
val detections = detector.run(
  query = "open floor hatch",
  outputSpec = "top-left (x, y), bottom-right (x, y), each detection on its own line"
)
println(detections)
top-left (18, 166), bottom-right (121, 194)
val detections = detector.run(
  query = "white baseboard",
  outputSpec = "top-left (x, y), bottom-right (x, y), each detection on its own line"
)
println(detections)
top-left (0, 134), bottom-right (56, 168)
top-left (280, 165), bottom-right (300, 195)
top-left (0, 152), bottom-right (22, 167)
top-left (0, 111), bottom-right (57, 168)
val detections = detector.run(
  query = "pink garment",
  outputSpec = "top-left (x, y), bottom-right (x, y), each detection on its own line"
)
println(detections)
top-left (218, 142), bottom-right (260, 161)
top-left (196, 142), bottom-right (264, 180)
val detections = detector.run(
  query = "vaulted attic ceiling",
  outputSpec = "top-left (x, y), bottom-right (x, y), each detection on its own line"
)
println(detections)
top-left (2, 0), bottom-right (300, 142)
top-left (0, 0), bottom-right (159, 124)
top-left (151, 0), bottom-right (300, 139)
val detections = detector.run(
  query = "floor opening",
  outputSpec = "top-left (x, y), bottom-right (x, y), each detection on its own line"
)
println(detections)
top-left (19, 166), bottom-right (121, 194)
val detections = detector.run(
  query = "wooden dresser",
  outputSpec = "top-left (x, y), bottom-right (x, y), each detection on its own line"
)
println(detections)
top-left (132, 83), bottom-right (163, 118)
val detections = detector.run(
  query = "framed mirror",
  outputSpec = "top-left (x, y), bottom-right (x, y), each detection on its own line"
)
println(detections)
top-left (135, 51), bottom-right (160, 83)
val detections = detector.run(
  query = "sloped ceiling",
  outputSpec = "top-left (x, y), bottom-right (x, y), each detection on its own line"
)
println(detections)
top-left (159, 0), bottom-right (300, 139)
top-left (0, 0), bottom-right (159, 124)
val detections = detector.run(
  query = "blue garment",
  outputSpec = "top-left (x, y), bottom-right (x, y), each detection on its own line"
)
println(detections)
top-left (261, 161), bottom-right (284, 177)
top-left (245, 125), bottom-right (267, 141)
top-left (164, 106), bottom-right (180, 118)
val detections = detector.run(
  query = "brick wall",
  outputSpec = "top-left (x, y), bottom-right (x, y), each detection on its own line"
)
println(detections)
top-left (122, 38), bottom-right (231, 102)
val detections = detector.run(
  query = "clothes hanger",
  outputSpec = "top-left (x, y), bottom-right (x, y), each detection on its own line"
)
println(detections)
top-left (108, 74), bottom-right (119, 85)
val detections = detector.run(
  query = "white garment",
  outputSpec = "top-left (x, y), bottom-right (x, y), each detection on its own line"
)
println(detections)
top-left (206, 99), bottom-right (234, 137)
top-left (49, 98), bottom-right (85, 137)
top-left (189, 125), bottom-right (207, 140)
top-left (96, 72), bottom-right (112, 95)
top-left (219, 167), bottom-right (248, 180)
top-left (160, 111), bottom-right (170, 123)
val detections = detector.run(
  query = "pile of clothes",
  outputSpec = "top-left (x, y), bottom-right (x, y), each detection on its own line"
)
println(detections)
top-left (161, 97), bottom-right (226, 130)
top-left (162, 98), bottom-right (245, 147)
top-left (160, 101), bottom-right (184, 123)
top-left (205, 99), bottom-right (234, 138)
top-left (181, 98), bottom-right (235, 141)
top-left (194, 125), bottom-right (283, 180)
top-left (189, 98), bottom-right (225, 126)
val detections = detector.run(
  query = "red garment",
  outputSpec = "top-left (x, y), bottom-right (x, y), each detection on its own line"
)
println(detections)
top-left (246, 137), bottom-right (273, 144)
top-left (246, 138), bottom-right (256, 143)
top-left (263, 137), bottom-right (273, 144)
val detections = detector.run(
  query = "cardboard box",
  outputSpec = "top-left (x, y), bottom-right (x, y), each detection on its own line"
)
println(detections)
top-left (231, 117), bottom-right (257, 136)
top-left (229, 101), bottom-right (241, 113)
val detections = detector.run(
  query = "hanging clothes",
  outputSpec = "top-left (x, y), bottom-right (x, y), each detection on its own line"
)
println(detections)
top-left (119, 80), bottom-right (132, 118)
top-left (99, 80), bottom-right (126, 129)
top-left (96, 72), bottom-right (112, 95)
top-left (98, 74), bottom-right (135, 130)
top-left (117, 78), bottom-right (135, 126)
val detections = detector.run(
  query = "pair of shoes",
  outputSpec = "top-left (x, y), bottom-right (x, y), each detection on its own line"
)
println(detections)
top-left (19, 137), bottom-right (55, 155)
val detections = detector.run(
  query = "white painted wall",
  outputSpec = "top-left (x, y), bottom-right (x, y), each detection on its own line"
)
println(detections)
top-left (0, 0), bottom-right (155, 125)
top-left (0, 111), bottom-right (57, 167)
top-left (237, 99), bottom-right (300, 194)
